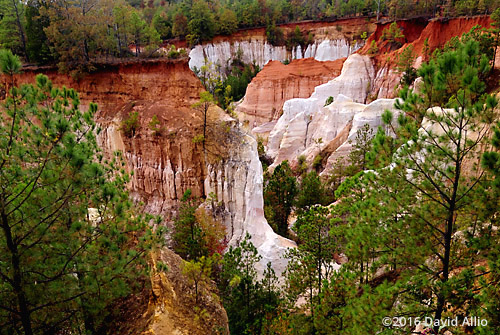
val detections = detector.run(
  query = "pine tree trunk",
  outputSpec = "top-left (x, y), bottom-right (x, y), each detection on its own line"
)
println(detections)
top-left (434, 118), bottom-right (463, 333)
top-left (1, 209), bottom-right (33, 335)
top-left (317, 226), bottom-right (322, 301)
top-left (11, 0), bottom-right (29, 62)
top-left (493, 32), bottom-right (499, 70)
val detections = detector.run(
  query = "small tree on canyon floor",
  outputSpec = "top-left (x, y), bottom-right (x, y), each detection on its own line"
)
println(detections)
top-left (218, 233), bottom-right (281, 335)
top-left (264, 161), bottom-right (297, 238)
top-left (182, 254), bottom-right (220, 304)
top-left (285, 205), bottom-right (338, 333)
top-left (173, 189), bottom-right (226, 261)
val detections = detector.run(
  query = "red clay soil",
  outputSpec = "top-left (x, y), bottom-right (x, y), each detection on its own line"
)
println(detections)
top-left (359, 15), bottom-right (494, 71)
top-left (410, 16), bottom-right (493, 55)
top-left (7, 59), bottom-right (209, 206)
top-left (11, 59), bottom-right (203, 124)
top-left (237, 57), bottom-right (345, 126)
top-left (361, 17), bottom-right (429, 49)
top-left (252, 57), bottom-right (344, 80)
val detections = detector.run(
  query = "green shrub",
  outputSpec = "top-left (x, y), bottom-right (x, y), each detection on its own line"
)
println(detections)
top-left (266, 24), bottom-right (285, 46)
top-left (312, 154), bottom-right (323, 171)
top-left (367, 40), bottom-right (379, 56)
top-left (381, 22), bottom-right (404, 47)
top-left (324, 96), bottom-right (334, 106)
top-left (148, 115), bottom-right (161, 136)
top-left (120, 111), bottom-right (139, 137)
top-left (167, 45), bottom-right (180, 59)
top-left (297, 155), bottom-right (308, 175)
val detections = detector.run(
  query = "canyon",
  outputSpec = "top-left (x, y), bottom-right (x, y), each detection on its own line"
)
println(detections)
top-left (257, 16), bottom-right (499, 177)
top-left (7, 14), bottom-right (499, 334)
top-left (16, 58), bottom-right (293, 278)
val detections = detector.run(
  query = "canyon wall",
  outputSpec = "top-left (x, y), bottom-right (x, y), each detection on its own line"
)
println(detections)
top-left (359, 15), bottom-right (495, 99)
top-left (13, 58), bottom-right (294, 276)
top-left (192, 18), bottom-right (375, 131)
top-left (263, 16), bottom-right (495, 173)
top-left (10, 13), bottom-right (497, 283)
top-left (239, 16), bottom-right (496, 141)
top-left (189, 37), bottom-right (362, 73)
top-left (188, 18), bottom-right (375, 74)
top-left (266, 53), bottom-right (376, 166)
top-left (204, 133), bottom-right (295, 275)
top-left (17, 60), bottom-right (207, 215)
top-left (237, 57), bottom-right (345, 128)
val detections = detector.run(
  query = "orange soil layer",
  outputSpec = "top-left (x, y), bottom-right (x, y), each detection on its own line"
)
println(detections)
top-left (12, 59), bottom-right (202, 123)
top-left (360, 16), bottom-right (493, 66)
top-left (8, 59), bottom-right (208, 203)
top-left (238, 57), bottom-right (345, 125)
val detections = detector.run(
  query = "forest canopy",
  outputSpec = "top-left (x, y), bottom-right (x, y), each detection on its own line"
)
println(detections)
top-left (0, 0), bottom-right (498, 73)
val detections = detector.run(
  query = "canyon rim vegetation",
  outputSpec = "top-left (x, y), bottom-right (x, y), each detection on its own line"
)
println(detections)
top-left (1, 1), bottom-right (500, 335)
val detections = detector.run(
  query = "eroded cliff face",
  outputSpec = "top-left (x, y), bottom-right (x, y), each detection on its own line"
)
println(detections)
top-left (189, 18), bottom-right (374, 73)
top-left (266, 53), bottom-right (376, 167)
top-left (18, 60), bottom-right (208, 216)
top-left (264, 16), bottom-right (497, 175)
top-left (15, 58), bottom-right (295, 277)
top-left (237, 57), bottom-right (345, 128)
top-left (359, 16), bottom-right (496, 99)
top-left (205, 133), bottom-right (295, 276)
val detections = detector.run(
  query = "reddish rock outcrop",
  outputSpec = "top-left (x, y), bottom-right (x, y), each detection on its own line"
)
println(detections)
top-left (11, 59), bottom-right (296, 278)
top-left (237, 57), bottom-right (345, 127)
top-left (359, 16), bottom-right (496, 99)
top-left (13, 59), bottom-right (207, 216)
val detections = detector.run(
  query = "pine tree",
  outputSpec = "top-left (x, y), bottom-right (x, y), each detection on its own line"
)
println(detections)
top-left (0, 50), bottom-right (164, 334)
top-left (396, 45), bottom-right (417, 86)
top-left (25, 0), bottom-right (53, 64)
top-left (0, 0), bottom-right (28, 59)
top-left (192, 91), bottom-right (215, 153)
top-left (172, 189), bottom-right (226, 261)
top-left (491, 8), bottom-right (500, 68)
top-left (286, 205), bottom-right (338, 333)
top-left (332, 38), bottom-right (499, 334)
top-left (295, 171), bottom-right (329, 214)
top-left (264, 161), bottom-right (297, 237)
top-left (128, 10), bottom-right (160, 56)
top-left (219, 233), bottom-right (280, 335)
top-left (218, 7), bottom-right (238, 35)
top-left (187, 0), bottom-right (216, 44)
top-left (173, 189), bottom-right (205, 260)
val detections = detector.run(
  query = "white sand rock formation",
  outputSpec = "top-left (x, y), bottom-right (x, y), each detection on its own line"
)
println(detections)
top-left (266, 54), bottom-right (376, 167)
top-left (321, 98), bottom-right (402, 176)
top-left (205, 133), bottom-right (296, 277)
top-left (189, 38), bottom-right (363, 74)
